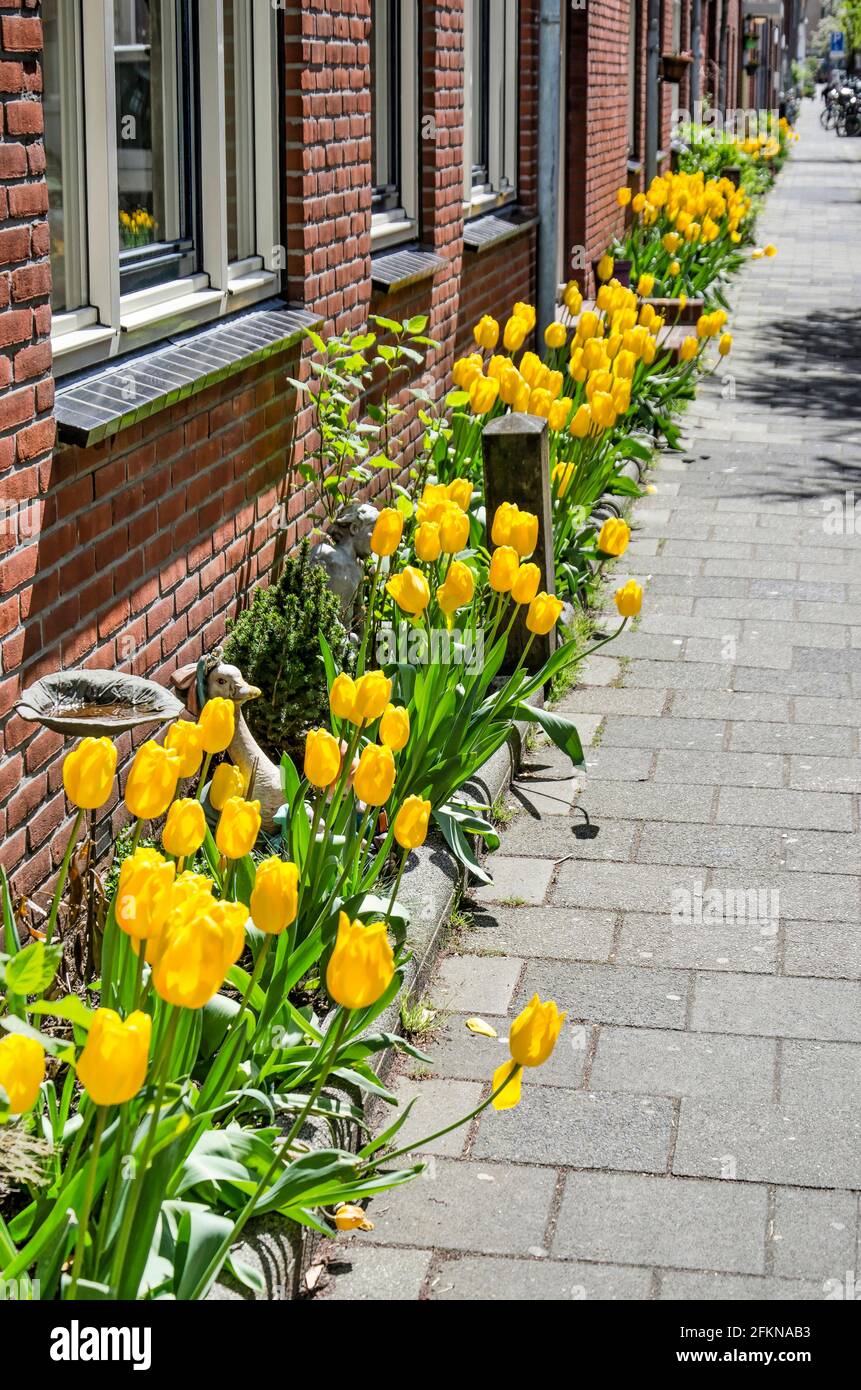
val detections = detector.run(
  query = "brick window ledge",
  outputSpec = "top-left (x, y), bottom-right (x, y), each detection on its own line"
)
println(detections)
top-left (462, 209), bottom-right (538, 255)
top-left (53, 301), bottom-right (323, 448)
top-left (370, 246), bottom-right (448, 295)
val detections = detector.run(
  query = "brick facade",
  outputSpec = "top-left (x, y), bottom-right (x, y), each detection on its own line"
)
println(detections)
top-left (0, 0), bottom-right (743, 907)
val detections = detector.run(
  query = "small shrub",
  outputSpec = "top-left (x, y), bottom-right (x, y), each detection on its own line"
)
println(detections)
top-left (224, 540), bottom-right (353, 759)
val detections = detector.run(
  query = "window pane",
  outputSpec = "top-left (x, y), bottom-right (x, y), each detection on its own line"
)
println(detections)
top-left (114, 0), bottom-right (195, 288)
top-left (471, 0), bottom-right (490, 186)
top-left (225, 0), bottom-right (256, 262)
top-left (371, 0), bottom-right (401, 209)
top-left (43, 0), bottom-right (87, 312)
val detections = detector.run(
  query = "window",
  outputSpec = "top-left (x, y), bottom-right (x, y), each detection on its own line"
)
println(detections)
top-left (370, 0), bottom-right (419, 249)
top-left (49, 0), bottom-right (281, 376)
top-left (463, 0), bottom-right (518, 214)
top-left (627, 0), bottom-right (639, 159)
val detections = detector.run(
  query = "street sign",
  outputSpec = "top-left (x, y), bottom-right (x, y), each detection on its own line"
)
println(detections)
top-left (831, 32), bottom-right (846, 58)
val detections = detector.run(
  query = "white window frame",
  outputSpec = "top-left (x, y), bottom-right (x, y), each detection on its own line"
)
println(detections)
top-left (370, 0), bottom-right (419, 252)
top-left (463, 0), bottom-right (518, 218)
top-left (50, 0), bottom-right (281, 378)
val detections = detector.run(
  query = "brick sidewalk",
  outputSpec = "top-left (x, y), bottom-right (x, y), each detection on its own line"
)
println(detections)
top-left (320, 103), bottom-right (861, 1302)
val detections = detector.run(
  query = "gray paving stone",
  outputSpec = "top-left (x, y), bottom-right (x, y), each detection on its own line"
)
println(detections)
top-left (669, 689), bottom-right (792, 722)
top-left (653, 749), bottom-right (785, 788)
top-left (459, 906), bottom-right (616, 962)
top-left (657, 1271), bottom-right (828, 1300)
top-left (743, 619), bottom-right (851, 650)
top-left (621, 659), bottom-right (730, 690)
top-left (517, 961), bottom-right (688, 1030)
top-left (599, 716), bottom-right (726, 750)
top-left (473, 856), bottom-right (554, 907)
top-left (433, 954), bottom-right (522, 1015)
top-left (552, 861), bottom-right (703, 915)
top-left (709, 868), bottom-right (859, 925)
top-left (472, 1084), bottom-right (674, 1172)
top-left (734, 666), bottom-right (852, 697)
top-left (558, 686), bottom-right (667, 717)
top-left (553, 1172), bottom-right (767, 1274)
top-left (789, 754), bottom-right (861, 794)
top-left (693, 597), bottom-right (795, 622)
top-left (495, 814), bottom-right (636, 863)
top-left (589, 1025), bottom-right (775, 1101)
top-left (579, 780), bottom-right (715, 824)
top-left (389, 1076), bottom-right (486, 1157)
top-left (793, 695), bottom-right (861, 727)
top-left (582, 747), bottom-right (654, 782)
top-left (507, 772), bottom-right (579, 818)
top-left (420, 1011), bottom-right (590, 1089)
top-left (783, 920), bottom-right (861, 981)
top-left (729, 721), bottom-right (855, 756)
top-left (635, 822), bottom-right (784, 870)
top-left (779, 1040), bottom-right (861, 1109)
top-left (771, 1187), bottom-right (858, 1282)
top-left (782, 830), bottom-right (861, 876)
top-left (610, 632), bottom-right (684, 662)
top-left (429, 1255), bottom-right (652, 1301)
top-left (618, 912), bottom-right (777, 973)
top-left (673, 1097), bottom-right (861, 1189)
top-left (691, 973), bottom-right (861, 1043)
top-left (749, 579), bottom-right (846, 602)
top-left (685, 637), bottom-right (793, 669)
top-left (793, 646), bottom-right (861, 673)
top-left (578, 654), bottom-right (622, 687)
top-left (648, 574), bottom-right (751, 599)
top-left (322, 1243), bottom-right (432, 1301)
top-left (355, 1158), bottom-right (557, 1255)
top-left (716, 786), bottom-right (854, 831)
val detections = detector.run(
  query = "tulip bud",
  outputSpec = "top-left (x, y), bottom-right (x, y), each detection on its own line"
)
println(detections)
top-left (502, 316), bottom-right (528, 352)
top-left (511, 563), bottom-right (541, 606)
top-left (353, 671), bottom-right (392, 724)
top-left (164, 720), bottom-right (205, 779)
top-left (488, 545), bottom-right (519, 593)
top-left (393, 796), bottom-right (431, 850)
top-left (438, 507), bottom-right (470, 554)
top-left (509, 994), bottom-right (566, 1067)
top-left (614, 579), bottom-right (643, 618)
top-left (526, 593), bottom-right (563, 636)
top-left (77, 1009), bottom-right (151, 1107)
top-left (414, 522), bottom-right (442, 563)
top-left (149, 902), bottom-right (245, 1010)
top-left (380, 704), bottom-right (410, 752)
top-left (215, 797), bottom-right (262, 859)
top-left (329, 672), bottom-right (358, 723)
top-left (117, 847), bottom-right (176, 943)
top-left (596, 254), bottom-right (614, 283)
top-left (510, 510), bottom-right (539, 559)
top-left (162, 798), bottom-right (207, 858)
top-left (124, 741), bottom-right (182, 820)
top-left (544, 322), bottom-right (567, 350)
top-left (250, 856), bottom-right (299, 936)
top-left (210, 761), bottom-right (246, 811)
top-left (597, 518), bottom-right (631, 558)
top-left (198, 698), bottom-right (235, 755)
top-left (62, 737), bottom-right (117, 811)
top-left (326, 912), bottom-right (395, 1010)
top-left (473, 314), bottom-right (500, 351)
top-left (370, 507), bottom-right (404, 558)
top-left (0, 1033), bottom-right (45, 1114)
top-left (446, 478), bottom-right (473, 512)
top-left (353, 743), bottom-right (395, 806)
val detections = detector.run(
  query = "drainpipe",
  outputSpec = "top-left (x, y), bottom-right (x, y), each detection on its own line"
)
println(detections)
top-left (536, 0), bottom-right (562, 335)
top-left (646, 0), bottom-right (661, 184)
top-left (691, 0), bottom-right (702, 114)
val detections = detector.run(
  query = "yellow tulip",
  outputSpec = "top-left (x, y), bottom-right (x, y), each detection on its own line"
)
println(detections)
top-left (617, 186), bottom-right (632, 206)
top-left (62, 737), bottom-right (117, 811)
top-left (502, 316), bottom-right (528, 352)
top-left (304, 728), bottom-right (342, 788)
top-left (680, 336), bottom-right (698, 362)
top-left (614, 349), bottom-right (637, 381)
top-left (414, 521), bottom-right (442, 563)
top-left (77, 1009), bottom-right (151, 1107)
top-left (380, 704), bottom-right (410, 752)
top-left (353, 744), bottom-right (395, 806)
top-left (764, 244), bottom-right (777, 257)
top-left (116, 847), bottom-right (176, 943)
top-left (597, 518), bottom-right (631, 558)
top-left (353, 671), bottom-right (392, 724)
top-left (632, 193), bottom-right (646, 213)
top-left (197, 697), bottom-right (235, 755)
top-left (510, 510), bottom-right (539, 559)
top-left (250, 857), bottom-right (299, 936)
top-left (511, 563), bottom-right (541, 606)
top-left (544, 322), bottom-right (567, 350)
top-left (669, 259), bottom-right (681, 277)
top-left (473, 315), bottom-right (500, 351)
top-left (215, 797), bottom-right (262, 859)
top-left (563, 281), bottom-right (583, 314)
top-left (509, 994), bottom-right (567, 1067)
top-left (329, 672), bottom-right (358, 723)
top-left (590, 392), bottom-right (617, 430)
top-left (164, 721), bottom-right (205, 779)
top-left (499, 364), bottom-right (525, 406)
top-left (719, 333), bottom-right (733, 357)
top-left (149, 902), bottom-right (245, 1010)
top-left (446, 478), bottom-right (473, 511)
top-left (438, 507), bottom-right (470, 554)
top-left (526, 592), bottom-right (563, 635)
top-left (386, 566), bottom-right (431, 616)
top-left (662, 231), bottom-right (681, 253)
top-left (488, 545), bottom-right (519, 593)
top-left (334, 1204), bottom-right (374, 1231)
top-left (548, 397), bottom-right (573, 433)
top-left (596, 254), bottom-right (614, 282)
top-left (614, 579), bottom-right (643, 618)
top-left (209, 761), bottom-right (246, 811)
top-left (577, 310), bottom-right (599, 341)
top-left (0, 1033), bottom-right (45, 1114)
top-left (637, 273), bottom-right (655, 298)
top-left (437, 559), bottom-right (475, 616)
top-left (452, 354), bottom-right (483, 390)
top-left (553, 462), bottom-right (575, 498)
top-left (528, 387), bottom-right (551, 419)
top-left (326, 912), bottom-right (395, 1010)
top-left (513, 302), bottom-right (536, 332)
top-left (393, 796), bottom-right (431, 850)
top-left (491, 502), bottom-right (517, 547)
top-left (124, 741), bottom-right (182, 820)
top-left (162, 798), bottom-right (206, 858)
top-left (370, 507), bottom-right (404, 558)
top-left (570, 404), bottom-right (592, 438)
top-left (468, 374), bottom-right (499, 416)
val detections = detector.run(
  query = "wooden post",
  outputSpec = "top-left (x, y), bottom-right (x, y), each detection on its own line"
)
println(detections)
top-left (482, 413), bottom-right (556, 674)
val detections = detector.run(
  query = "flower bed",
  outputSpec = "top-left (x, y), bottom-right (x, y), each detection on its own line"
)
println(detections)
top-left (0, 128), bottom-right (788, 1302)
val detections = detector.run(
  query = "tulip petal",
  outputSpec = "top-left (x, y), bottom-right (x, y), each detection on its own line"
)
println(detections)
top-left (491, 1060), bottom-right (522, 1110)
top-left (466, 1017), bottom-right (498, 1038)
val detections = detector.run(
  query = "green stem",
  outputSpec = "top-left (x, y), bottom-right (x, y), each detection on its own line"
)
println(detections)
top-left (385, 849), bottom-right (408, 922)
top-left (361, 1061), bottom-right (522, 1171)
top-left (196, 753), bottom-right (213, 803)
top-left (67, 1106), bottom-right (108, 1299)
top-left (232, 935), bottom-right (272, 1033)
top-left (576, 616), bottom-right (628, 662)
top-left (44, 808), bottom-right (84, 945)
top-left (187, 1010), bottom-right (351, 1301)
